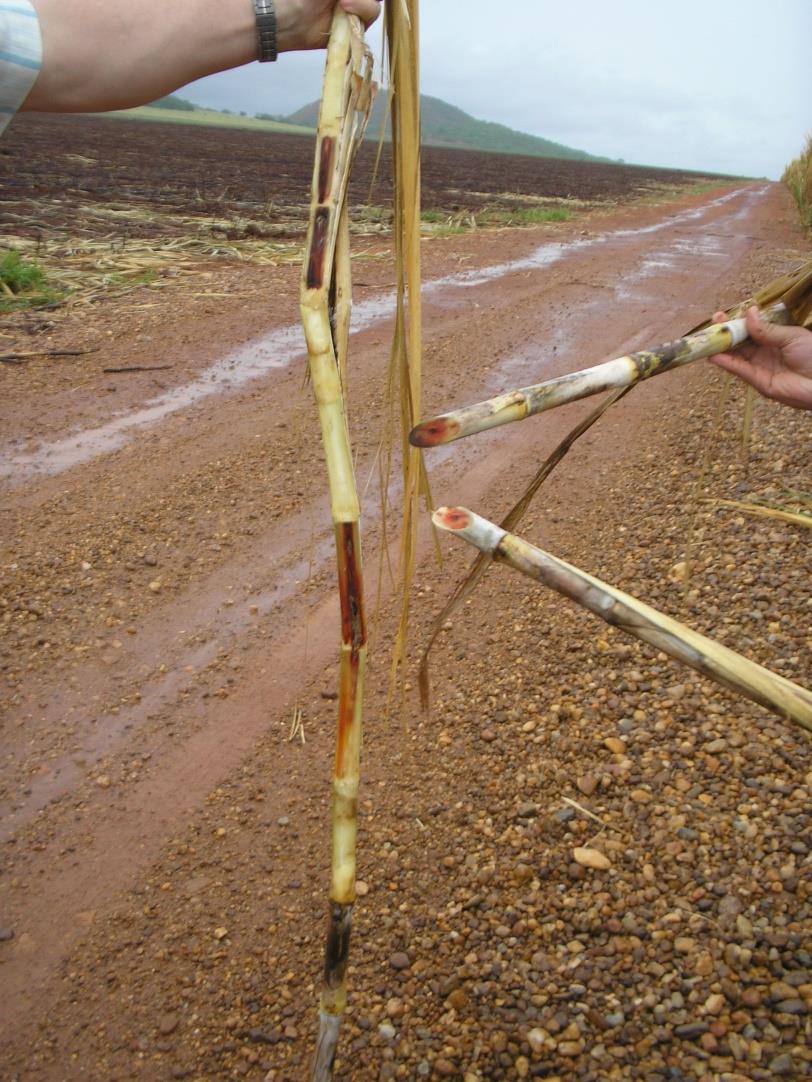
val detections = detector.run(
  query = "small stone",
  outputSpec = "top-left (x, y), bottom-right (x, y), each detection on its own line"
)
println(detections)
top-left (389, 952), bottom-right (410, 971)
top-left (774, 998), bottom-right (807, 1015)
top-left (385, 997), bottom-right (403, 1018)
top-left (213, 927), bottom-right (228, 940)
top-left (515, 1056), bottom-right (529, 1079)
top-left (356, 881), bottom-right (369, 897)
top-left (558, 1040), bottom-right (583, 1057)
top-left (718, 895), bottom-right (742, 916)
top-left (516, 802), bottom-right (538, 819)
top-left (573, 847), bottom-right (611, 871)
top-left (527, 1028), bottom-right (548, 1054)
top-left (728, 1033), bottom-right (747, 1061)
top-left (741, 988), bottom-right (761, 1008)
top-left (674, 937), bottom-right (696, 954)
top-left (694, 953), bottom-right (714, 977)
top-left (674, 1021), bottom-right (708, 1039)
top-left (576, 775), bottom-right (598, 797)
top-left (158, 1014), bottom-right (179, 1036)
top-left (768, 980), bottom-right (795, 1002)
top-left (699, 1032), bottom-right (718, 1053)
top-left (247, 1029), bottom-right (281, 1045)
top-left (735, 914), bottom-right (753, 938)
top-left (433, 1058), bottom-right (457, 1077)
top-left (480, 729), bottom-right (497, 743)
top-left (148, 580), bottom-right (162, 594)
top-left (604, 737), bottom-right (626, 754)
top-left (630, 789), bottom-right (652, 803)
top-left (378, 1022), bottom-right (396, 1040)
top-left (703, 993), bottom-right (725, 1015)
top-left (768, 1053), bottom-right (795, 1076)
top-left (0, 929), bottom-right (14, 943)
top-left (447, 988), bottom-right (468, 1011)
top-left (95, 775), bottom-right (111, 789)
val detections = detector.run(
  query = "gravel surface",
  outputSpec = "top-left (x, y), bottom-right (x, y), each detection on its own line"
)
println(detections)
top-left (1, 187), bottom-right (809, 1081)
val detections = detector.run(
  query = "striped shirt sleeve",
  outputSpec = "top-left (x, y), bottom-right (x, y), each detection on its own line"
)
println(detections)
top-left (0, 0), bottom-right (42, 136)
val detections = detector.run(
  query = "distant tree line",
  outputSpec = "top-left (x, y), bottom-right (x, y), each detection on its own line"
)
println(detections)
top-left (150, 94), bottom-right (197, 112)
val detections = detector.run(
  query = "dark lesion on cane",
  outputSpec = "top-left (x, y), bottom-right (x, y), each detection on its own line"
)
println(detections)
top-left (318, 136), bottom-right (335, 204)
top-left (324, 902), bottom-right (353, 987)
top-left (307, 207), bottom-right (331, 290)
top-left (632, 340), bottom-right (683, 379)
top-left (337, 523), bottom-right (367, 653)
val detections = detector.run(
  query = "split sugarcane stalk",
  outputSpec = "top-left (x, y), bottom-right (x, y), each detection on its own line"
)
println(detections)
top-left (299, 11), bottom-right (374, 1080)
top-left (432, 507), bottom-right (812, 733)
top-left (410, 304), bottom-right (791, 448)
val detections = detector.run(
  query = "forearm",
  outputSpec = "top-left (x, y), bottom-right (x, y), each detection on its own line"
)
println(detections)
top-left (24, 0), bottom-right (259, 112)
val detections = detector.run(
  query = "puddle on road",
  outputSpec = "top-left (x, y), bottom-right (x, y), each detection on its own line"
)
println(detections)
top-left (0, 186), bottom-right (765, 485)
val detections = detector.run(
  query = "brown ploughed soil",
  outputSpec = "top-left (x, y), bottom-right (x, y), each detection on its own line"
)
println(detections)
top-left (1, 114), bottom-right (731, 239)
top-left (0, 123), bottom-right (810, 1082)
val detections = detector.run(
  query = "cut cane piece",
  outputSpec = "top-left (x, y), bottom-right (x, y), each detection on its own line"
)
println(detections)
top-left (411, 256), bottom-right (812, 448)
top-left (410, 304), bottom-right (789, 447)
top-left (433, 507), bottom-right (812, 733)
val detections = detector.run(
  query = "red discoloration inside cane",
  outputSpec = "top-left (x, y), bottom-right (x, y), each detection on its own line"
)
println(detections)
top-left (334, 523), bottom-right (366, 774)
top-left (335, 652), bottom-right (360, 774)
top-left (409, 416), bottom-right (459, 447)
top-left (336, 523), bottom-right (367, 654)
top-left (318, 136), bottom-right (335, 204)
top-left (436, 507), bottom-right (471, 531)
top-left (307, 207), bottom-right (330, 290)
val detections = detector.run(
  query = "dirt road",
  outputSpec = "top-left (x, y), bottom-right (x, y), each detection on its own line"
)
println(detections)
top-left (1, 183), bottom-right (810, 1080)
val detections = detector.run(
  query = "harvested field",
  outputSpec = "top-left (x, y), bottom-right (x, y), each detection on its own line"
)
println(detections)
top-left (0, 112), bottom-right (809, 1082)
top-left (0, 114), bottom-right (735, 244)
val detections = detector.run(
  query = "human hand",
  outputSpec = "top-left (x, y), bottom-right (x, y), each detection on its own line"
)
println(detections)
top-left (277, 0), bottom-right (382, 52)
top-left (708, 305), bottom-right (812, 411)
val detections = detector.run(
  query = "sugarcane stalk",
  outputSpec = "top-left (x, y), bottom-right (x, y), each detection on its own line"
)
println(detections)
top-left (410, 304), bottom-right (791, 448)
top-left (383, 0), bottom-right (432, 699)
top-left (432, 507), bottom-right (812, 733)
top-left (299, 11), bottom-right (374, 1079)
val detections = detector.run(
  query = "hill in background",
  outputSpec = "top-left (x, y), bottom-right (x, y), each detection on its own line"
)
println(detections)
top-left (286, 93), bottom-right (605, 161)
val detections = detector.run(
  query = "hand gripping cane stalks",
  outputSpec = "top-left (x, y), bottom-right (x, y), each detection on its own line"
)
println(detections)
top-left (299, 11), bottom-right (374, 1079)
top-left (433, 507), bottom-right (812, 734)
top-left (411, 258), bottom-right (812, 448)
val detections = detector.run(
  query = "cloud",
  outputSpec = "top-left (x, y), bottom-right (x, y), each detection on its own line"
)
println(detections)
top-left (182, 0), bottom-right (812, 179)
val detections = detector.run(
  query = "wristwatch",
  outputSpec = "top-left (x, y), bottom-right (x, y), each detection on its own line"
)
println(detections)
top-left (254, 0), bottom-right (278, 62)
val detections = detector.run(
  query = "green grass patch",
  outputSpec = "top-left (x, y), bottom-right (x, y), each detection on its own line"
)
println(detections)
top-left (0, 250), bottom-right (63, 311)
top-left (494, 206), bottom-right (573, 225)
top-left (1, 249), bottom-right (46, 293)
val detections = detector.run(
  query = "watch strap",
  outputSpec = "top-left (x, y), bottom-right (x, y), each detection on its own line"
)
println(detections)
top-left (254, 0), bottom-right (278, 63)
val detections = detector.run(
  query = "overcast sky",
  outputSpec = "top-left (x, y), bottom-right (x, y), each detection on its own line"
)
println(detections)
top-left (184, 0), bottom-right (812, 179)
